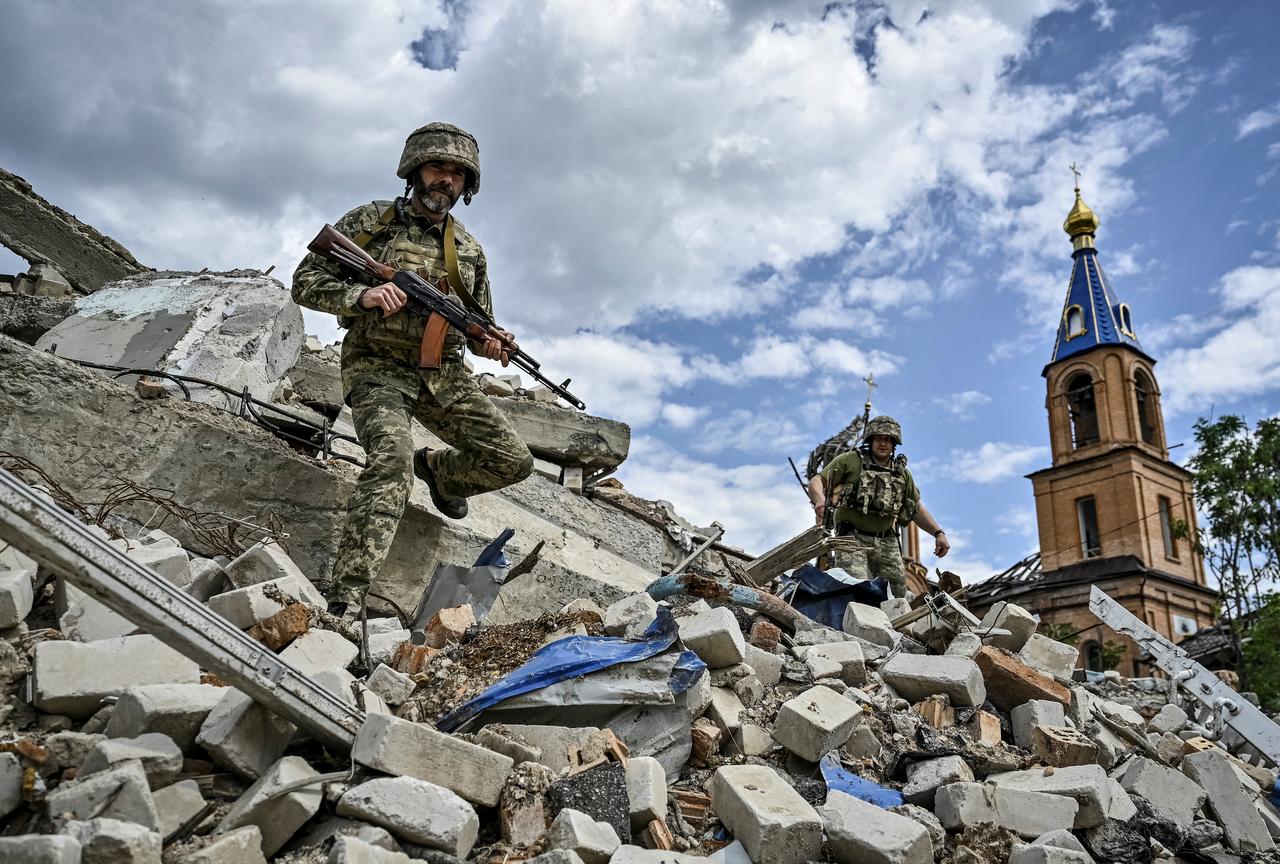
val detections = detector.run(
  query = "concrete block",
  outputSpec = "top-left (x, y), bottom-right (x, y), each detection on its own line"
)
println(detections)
top-left (902, 755), bottom-right (974, 807)
top-left (225, 543), bottom-right (321, 601)
top-left (185, 557), bottom-right (230, 602)
top-left (547, 808), bottom-right (621, 864)
top-left (945, 631), bottom-right (983, 658)
top-left (352, 714), bottom-right (513, 808)
top-left (1031, 725), bottom-right (1098, 767)
top-left (1148, 703), bottom-right (1188, 734)
top-left (841, 724), bottom-right (881, 760)
top-left (1119, 756), bottom-right (1204, 826)
top-left (32, 635), bottom-right (201, 718)
top-left (974, 647), bottom-right (1070, 713)
top-left (680, 607), bottom-right (745, 668)
top-left (153, 779), bottom-right (206, 839)
top-left (195, 688), bottom-right (296, 779)
top-left (988, 765), bottom-right (1113, 828)
top-left (880, 654), bottom-right (985, 707)
top-left (625, 756), bottom-right (666, 830)
top-left (366, 629), bottom-right (409, 667)
top-left (0, 754), bottom-right (21, 820)
top-left (279, 628), bottom-right (358, 674)
top-left (337, 776), bottom-right (479, 857)
top-left (526, 850), bottom-right (587, 864)
top-left (62, 817), bottom-right (161, 863)
top-left (59, 581), bottom-right (137, 641)
top-left (706, 687), bottom-right (745, 733)
top-left (0, 836), bottom-right (82, 864)
top-left (934, 782), bottom-right (1079, 839)
top-left (0, 549), bottom-right (35, 628)
top-left (329, 836), bottom-right (413, 863)
top-left (1007, 844), bottom-right (1093, 864)
top-left (743, 644), bottom-right (783, 687)
top-left (801, 641), bottom-right (866, 685)
top-left (1105, 778), bottom-right (1137, 822)
top-left (45, 760), bottom-right (159, 830)
top-left (979, 603), bottom-right (1037, 652)
top-left (604, 594), bottom-right (659, 639)
top-left (217, 755), bottom-right (323, 857)
top-left (44, 732), bottom-right (104, 773)
top-left (1181, 748), bottom-right (1274, 853)
top-left (710, 765), bottom-right (822, 864)
top-left (733, 723), bottom-right (774, 757)
top-left (366, 664), bottom-right (415, 706)
top-left (1031, 829), bottom-right (1089, 854)
top-left (841, 602), bottom-right (897, 648)
top-left (485, 725), bottom-right (600, 773)
top-left (208, 577), bottom-right (318, 628)
top-left (80, 733), bottom-right (183, 789)
top-left (772, 686), bottom-right (859, 762)
top-left (820, 790), bottom-right (932, 864)
top-left (127, 543), bottom-right (192, 587)
top-left (185, 825), bottom-right (265, 864)
top-left (1011, 699), bottom-right (1066, 750)
top-left (105, 683), bottom-right (226, 749)
top-left (1017, 634), bottom-right (1078, 680)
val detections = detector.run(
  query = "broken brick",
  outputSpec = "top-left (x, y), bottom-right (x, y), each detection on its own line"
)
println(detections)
top-left (974, 647), bottom-right (1070, 713)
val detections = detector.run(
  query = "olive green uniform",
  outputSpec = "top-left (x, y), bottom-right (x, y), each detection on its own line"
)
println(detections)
top-left (821, 449), bottom-right (920, 596)
top-left (292, 201), bottom-right (533, 605)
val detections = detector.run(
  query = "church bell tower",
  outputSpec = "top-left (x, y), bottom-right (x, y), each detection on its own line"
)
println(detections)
top-left (1024, 175), bottom-right (1215, 673)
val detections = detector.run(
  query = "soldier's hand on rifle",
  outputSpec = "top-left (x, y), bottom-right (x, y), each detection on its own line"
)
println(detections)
top-left (812, 501), bottom-right (825, 526)
top-left (358, 282), bottom-right (408, 317)
top-left (480, 329), bottom-right (517, 366)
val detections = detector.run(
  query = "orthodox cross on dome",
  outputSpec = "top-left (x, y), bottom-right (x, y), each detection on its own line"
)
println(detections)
top-left (862, 373), bottom-right (877, 410)
top-left (1070, 161), bottom-right (1082, 189)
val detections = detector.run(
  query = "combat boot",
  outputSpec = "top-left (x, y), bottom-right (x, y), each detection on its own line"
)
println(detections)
top-left (413, 447), bottom-right (469, 519)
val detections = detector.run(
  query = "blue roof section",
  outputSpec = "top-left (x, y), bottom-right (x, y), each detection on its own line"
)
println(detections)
top-left (1049, 246), bottom-right (1143, 364)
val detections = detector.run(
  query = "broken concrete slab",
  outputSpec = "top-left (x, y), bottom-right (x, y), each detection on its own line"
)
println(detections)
top-left (679, 607), bottom-right (745, 669)
top-left (987, 765), bottom-right (1113, 829)
top-left (104, 683), bottom-right (226, 749)
top-left (902, 755), bottom-right (975, 808)
top-left (0, 545), bottom-right (35, 628)
top-left (710, 765), bottom-right (822, 864)
top-left (352, 714), bottom-right (513, 808)
top-left (61, 817), bottom-right (160, 864)
top-left (1011, 699), bottom-right (1066, 750)
top-left (186, 826), bottom-right (265, 864)
top-left (879, 654), bottom-right (986, 708)
top-left (1181, 748), bottom-right (1275, 853)
top-left (604, 593), bottom-right (658, 639)
top-left (279, 628), bottom-right (358, 674)
top-left (79, 732), bottom-right (183, 789)
top-left (218, 755), bottom-right (323, 858)
top-left (772, 686), bottom-right (859, 763)
top-left (978, 603), bottom-right (1037, 652)
top-left (841, 602), bottom-right (898, 648)
top-left (0, 291), bottom-right (76, 344)
top-left (153, 779), bottom-right (207, 839)
top-left (1017, 634), bottom-right (1078, 680)
top-left (45, 760), bottom-right (159, 831)
top-left (488, 395), bottom-right (630, 471)
top-left (336, 776), bottom-right (479, 857)
top-left (0, 835), bottom-right (82, 864)
top-left (36, 270), bottom-right (303, 406)
top-left (0, 166), bottom-right (146, 293)
top-left (546, 808), bottom-right (621, 864)
top-left (1148, 703), bottom-right (1188, 735)
top-left (625, 756), bottom-right (667, 830)
top-left (934, 782), bottom-right (1079, 839)
top-left (822, 790), bottom-right (932, 864)
top-left (195, 688), bottom-right (297, 779)
top-left (32, 634), bottom-right (201, 718)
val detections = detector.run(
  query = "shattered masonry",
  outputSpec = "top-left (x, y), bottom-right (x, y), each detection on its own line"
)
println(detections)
top-left (0, 169), bottom-right (1278, 864)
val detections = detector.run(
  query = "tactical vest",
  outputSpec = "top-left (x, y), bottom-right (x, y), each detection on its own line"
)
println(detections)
top-left (833, 451), bottom-right (911, 523)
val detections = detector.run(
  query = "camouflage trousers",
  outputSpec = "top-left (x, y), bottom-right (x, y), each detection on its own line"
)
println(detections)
top-left (831, 530), bottom-right (906, 598)
top-left (328, 378), bottom-right (533, 605)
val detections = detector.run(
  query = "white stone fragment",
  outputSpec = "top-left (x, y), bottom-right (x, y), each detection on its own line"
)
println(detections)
top-left (772, 686), bottom-right (859, 763)
top-left (743, 644), bottom-right (783, 687)
top-left (195, 688), bottom-right (296, 779)
top-left (1181, 748), bottom-right (1275, 853)
top-left (79, 733), bottom-right (183, 789)
top-left (0, 835), bottom-right (82, 864)
top-left (820, 790), bottom-right (932, 864)
top-left (105, 683), bottom-right (226, 749)
top-left (679, 607), bottom-right (746, 668)
top-left (604, 594), bottom-right (659, 639)
top-left (366, 664), bottom-right (415, 706)
top-left (879, 654), bottom-right (986, 708)
top-left (987, 765), bottom-right (1113, 829)
top-left (978, 603), bottom-right (1037, 652)
top-left (710, 765), bottom-right (822, 864)
top-left (207, 577), bottom-right (316, 628)
top-left (934, 782), bottom-right (1079, 839)
top-left (45, 760), bottom-right (159, 830)
top-left (625, 756), bottom-right (667, 829)
top-left (801, 641), bottom-right (866, 685)
top-left (546, 808), bottom-right (620, 864)
top-left (152, 779), bottom-right (207, 839)
top-left (1017, 634), bottom-right (1078, 680)
top-left (0, 753), bottom-right (22, 819)
top-left (1148, 703), bottom-right (1188, 735)
top-left (32, 635), bottom-right (201, 719)
top-left (841, 603), bottom-right (897, 648)
top-left (337, 776), bottom-right (479, 857)
top-left (902, 756), bottom-right (974, 807)
top-left (279, 628), bottom-right (358, 674)
top-left (185, 825), bottom-right (265, 864)
top-left (329, 836), bottom-right (413, 863)
top-left (217, 755), bottom-right (323, 857)
top-left (1011, 700), bottom-right (1066, 750)
top-left (62, 817), bottom-right (161, 864)
top-left (0, 546), bottom-right (35, 628)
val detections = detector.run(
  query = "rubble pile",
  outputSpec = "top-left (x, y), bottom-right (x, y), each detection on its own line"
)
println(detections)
top-left (1, 509), bottom-right (1278, 864)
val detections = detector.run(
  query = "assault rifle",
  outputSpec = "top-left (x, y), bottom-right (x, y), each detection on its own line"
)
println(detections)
top-left (307, 224), bottom-right (586, 410)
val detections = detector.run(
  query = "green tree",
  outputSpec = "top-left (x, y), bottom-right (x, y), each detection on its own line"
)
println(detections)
top-left (1175, 415), bottom-right (1280, 689)
top-left (1040, 622), bottom-right (1081, 646)
top-left (1243, 594), bottom-right (1280, 713)
top-left (1100, 641), bottom-right (1127, 672)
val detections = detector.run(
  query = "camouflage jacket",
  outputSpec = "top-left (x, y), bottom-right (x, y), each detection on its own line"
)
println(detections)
top-left (822, 449), bottom-right (920, 535)
top-left (291, 199), bottom-right (492, 405)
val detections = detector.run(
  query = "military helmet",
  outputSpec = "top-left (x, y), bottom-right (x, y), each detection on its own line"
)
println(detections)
top-left (397, 122), bottom-right (481, 202)
top-left (864, 415), bottom-right (902, 446)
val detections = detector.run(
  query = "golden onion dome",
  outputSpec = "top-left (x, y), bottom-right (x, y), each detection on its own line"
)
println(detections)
top-left (1063, 187), bottom-right (1100, 237)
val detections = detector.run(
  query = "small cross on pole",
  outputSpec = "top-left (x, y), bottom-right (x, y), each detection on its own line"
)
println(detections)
top-left (1070, 161), bottom-right (1082, 190)
top-left (862, 373), bottom-right (877, 411)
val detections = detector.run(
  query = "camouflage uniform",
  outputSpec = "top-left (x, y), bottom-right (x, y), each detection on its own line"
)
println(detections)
top-left (821, 448), bottom-right (919, 596)
top-left (292, 137), bottom-right (533, 606)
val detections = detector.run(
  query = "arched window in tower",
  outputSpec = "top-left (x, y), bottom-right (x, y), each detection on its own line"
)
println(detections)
top-left (1083, 639), bottom-right (1103, 672)
top-left (1135, 370), bottom-right (1158, 446)
top-left (1118, 303), bottom-right (1136, 337)
top-left (1066, 373), bottom-right (1100, 447)
top-left (1064, 304), bottom-right (1086, 339)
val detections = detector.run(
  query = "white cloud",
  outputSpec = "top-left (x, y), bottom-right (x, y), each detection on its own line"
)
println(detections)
top-left (945, 442), bottom-right (1049, 484)
top-left (697, 335), bottom-right (902, 385)
top-left (933, 390), bottom-right (992, 419)
top-left (1238, 103), bottom-right (1280, 139)
top-left (1160, 266), bottom-right (1280, 414)
top-left (931, 527), bottom-right (1002, 584)
top-left (616, 436), bottom-right (812, 555)
top-left (692, 409), bottom-right (807, 456)
top-left (997, 506), bottom-right (1039, 540)
top-left (661, 404), bottom-right (709, 430)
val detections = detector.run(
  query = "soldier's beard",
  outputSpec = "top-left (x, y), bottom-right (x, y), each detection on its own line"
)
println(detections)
top-left (415, 180), bottom-right (457, 214)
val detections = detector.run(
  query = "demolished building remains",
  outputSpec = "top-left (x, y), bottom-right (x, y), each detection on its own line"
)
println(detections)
top-left (1, 169), bottom-right (1279, 864)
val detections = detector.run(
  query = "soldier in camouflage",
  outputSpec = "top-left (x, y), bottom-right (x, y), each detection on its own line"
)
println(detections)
top-left (806, 416), bottom-right (950, 597)
top-left (292, 122), bottom-right (533, 620)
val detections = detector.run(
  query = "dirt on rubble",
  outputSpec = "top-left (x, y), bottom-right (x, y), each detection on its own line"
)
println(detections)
top-left (394, 610), bottom-right (605, 724)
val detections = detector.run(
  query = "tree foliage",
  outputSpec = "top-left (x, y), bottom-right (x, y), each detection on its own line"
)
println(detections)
top-left (1243, 594), bottom-right (1280, 713)
top-left (1176, 415), bottom-right (1280, 689)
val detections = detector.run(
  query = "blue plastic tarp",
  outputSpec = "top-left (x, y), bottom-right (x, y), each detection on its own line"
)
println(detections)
top-left (784, 564), bottom-right (889, 629)
top-left (819, 753), bottom-right (904, 808)
top-left (436, 607), bottom-right (702, 732)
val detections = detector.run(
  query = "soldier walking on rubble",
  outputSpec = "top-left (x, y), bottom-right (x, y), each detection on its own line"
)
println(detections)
top-left (806, 416), bottom-right (950, 598)
top-left (292, 123), bottom-right (534, 622)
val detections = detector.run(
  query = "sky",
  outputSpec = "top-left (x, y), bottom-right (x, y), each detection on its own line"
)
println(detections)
top-left (2, 0), bottom-right (1278, 580)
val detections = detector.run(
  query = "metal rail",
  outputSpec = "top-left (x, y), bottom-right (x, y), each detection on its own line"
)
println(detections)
top-left (1089, 585), bottom-right (1280, 767)
top-left (0, 468), bottom-right (364, 750)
